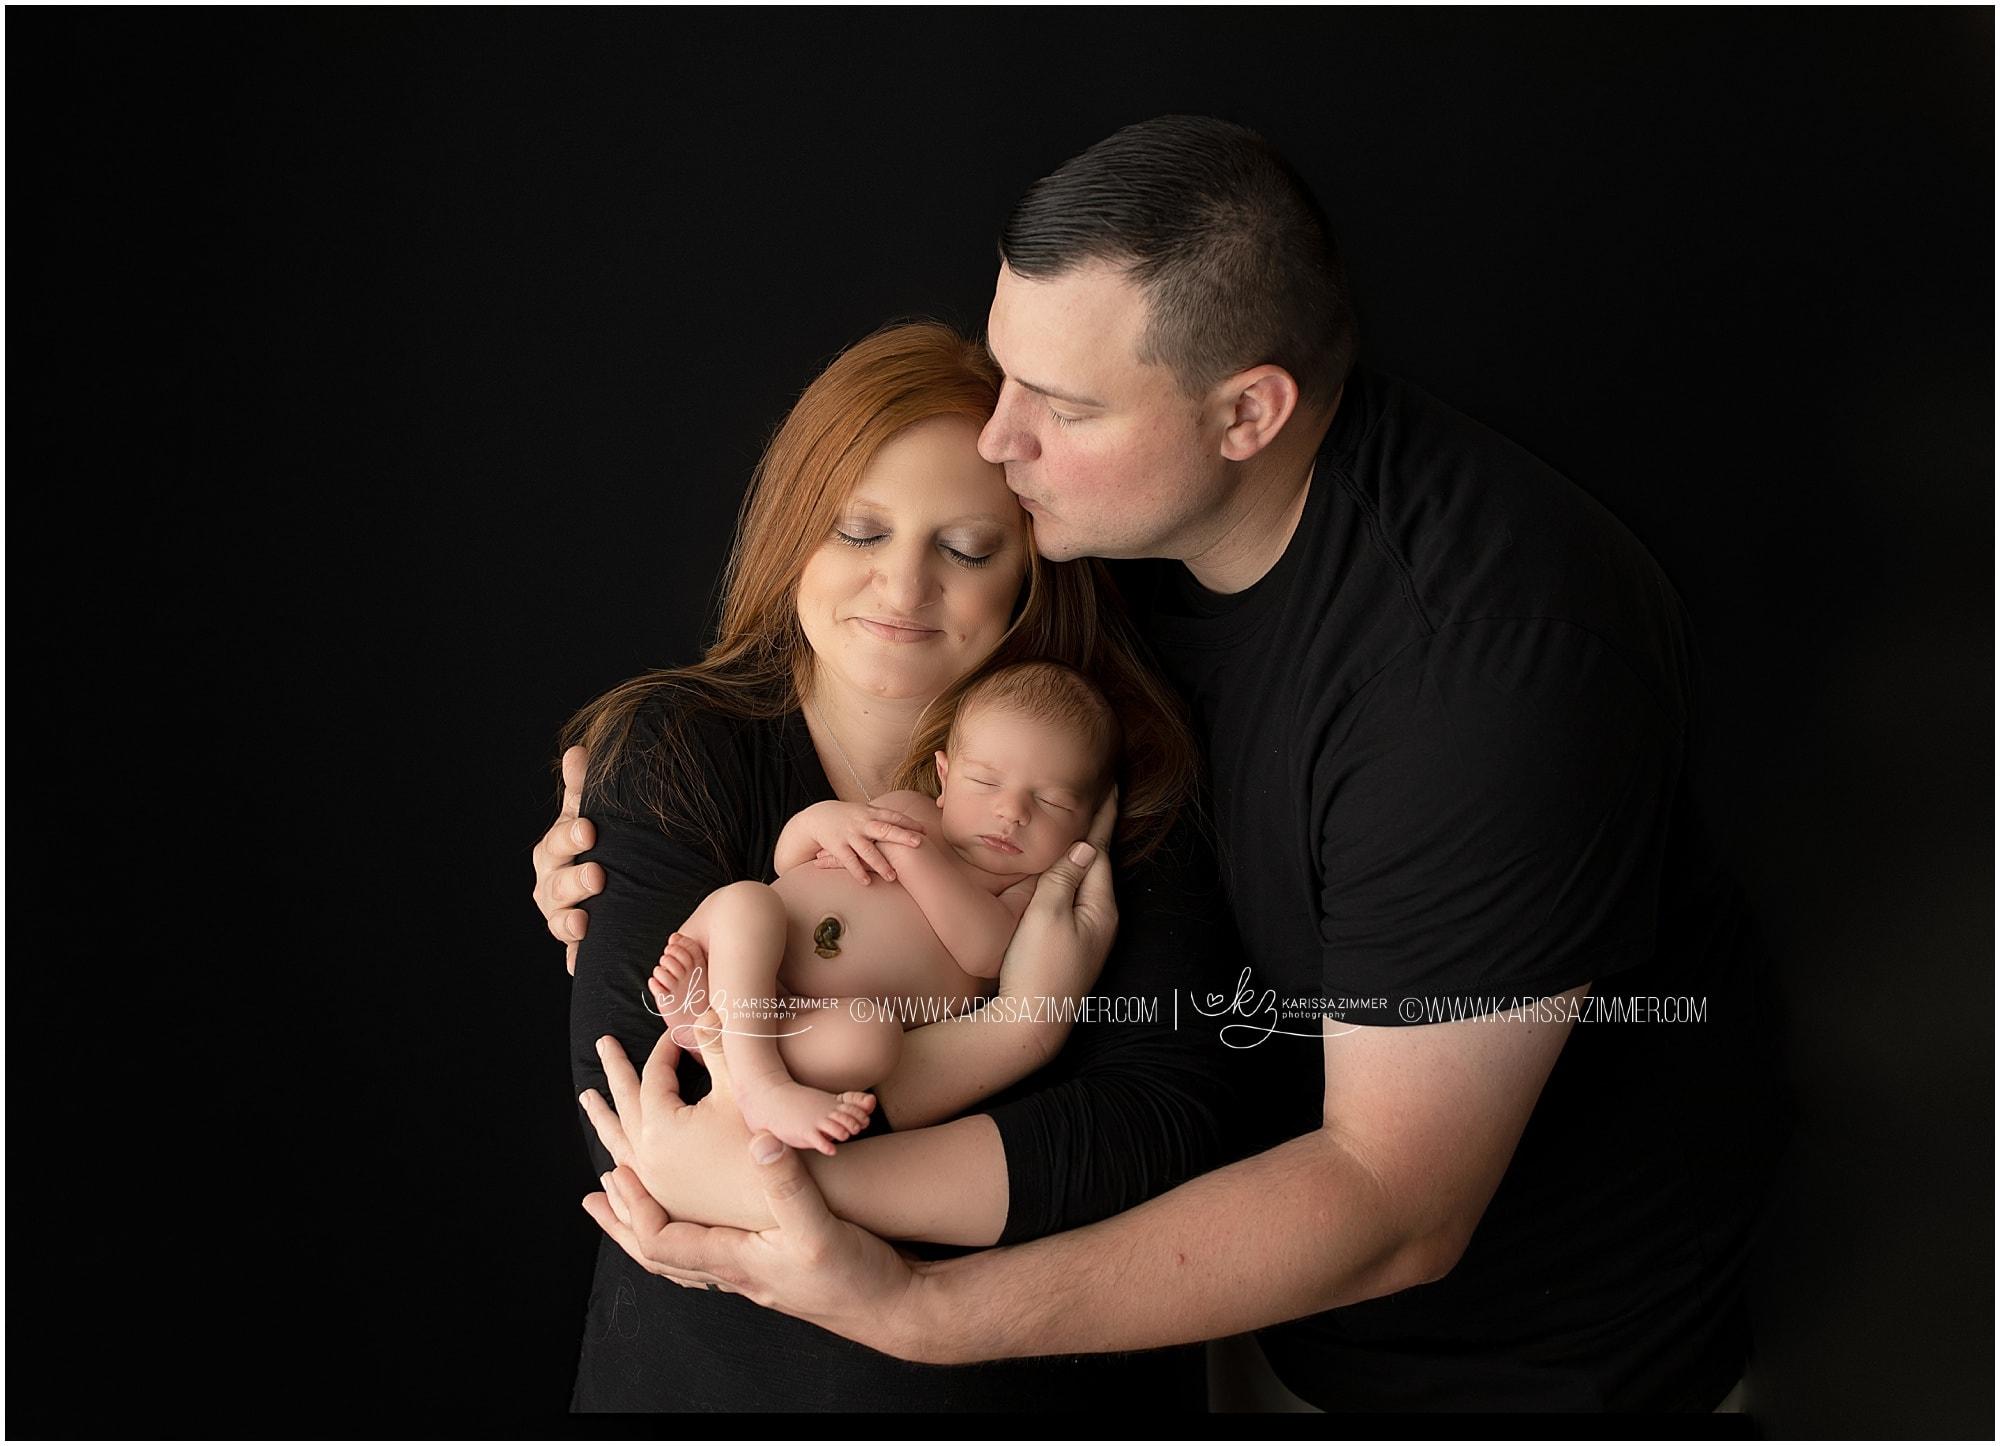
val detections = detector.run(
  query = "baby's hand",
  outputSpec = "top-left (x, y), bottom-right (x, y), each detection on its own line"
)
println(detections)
top-left (800, 800), bottom-right (926, 886)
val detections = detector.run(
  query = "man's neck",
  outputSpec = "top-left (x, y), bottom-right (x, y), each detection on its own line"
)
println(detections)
top-left (1180, 388), bottom-right (1340, 596)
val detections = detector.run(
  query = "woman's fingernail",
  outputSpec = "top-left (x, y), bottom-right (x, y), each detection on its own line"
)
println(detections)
top-left (1069, 842), bottom-right (1095, 866)
top-left (751, 1134), bottom-right (784, 1164)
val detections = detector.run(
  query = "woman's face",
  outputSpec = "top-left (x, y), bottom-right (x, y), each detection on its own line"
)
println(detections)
top-left (797, 413), bottom-right (1030, 706)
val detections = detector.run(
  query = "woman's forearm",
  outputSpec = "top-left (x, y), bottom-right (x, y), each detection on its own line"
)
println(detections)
top-left (809, 1114), bottom-right (1008, 1246)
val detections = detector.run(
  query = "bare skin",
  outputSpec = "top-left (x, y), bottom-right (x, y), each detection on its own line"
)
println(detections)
top-left (652, 705), bottom-right (1105, 1156)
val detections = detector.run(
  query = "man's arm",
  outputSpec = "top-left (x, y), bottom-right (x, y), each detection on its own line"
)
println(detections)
top-left (589, 985), bottom-right (1583, 1361)
top-left (900, 989), bottom-right (1582, 1359)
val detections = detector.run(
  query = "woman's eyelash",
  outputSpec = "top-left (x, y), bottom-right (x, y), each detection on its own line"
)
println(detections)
top-left (831, 530), bottom-right (993, 569)
top-left (1048, 408), bottom-right (1080, 428)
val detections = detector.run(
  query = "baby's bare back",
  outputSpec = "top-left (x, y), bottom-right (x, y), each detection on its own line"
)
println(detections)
top-left (769, 868), bottom-right (995, 1016)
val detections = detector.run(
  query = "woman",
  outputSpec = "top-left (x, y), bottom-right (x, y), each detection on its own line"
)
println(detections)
top-left (547, 321), bottom-right (1234, 1411)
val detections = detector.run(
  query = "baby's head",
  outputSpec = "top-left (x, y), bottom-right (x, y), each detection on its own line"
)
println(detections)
top-left (934, 661), bottom-right (1121, 876)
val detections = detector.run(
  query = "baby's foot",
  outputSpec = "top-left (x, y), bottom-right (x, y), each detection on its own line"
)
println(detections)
top-left (651, 933), bottom-right (707, 1022)
top-left (736, 1076), bottom-right (876, 1157)
top-left (643, 978), bottom-right (684, 1072)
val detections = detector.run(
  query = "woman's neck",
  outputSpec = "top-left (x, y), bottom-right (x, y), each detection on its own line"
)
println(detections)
top-left (800, 680), bottom-right (933, 802)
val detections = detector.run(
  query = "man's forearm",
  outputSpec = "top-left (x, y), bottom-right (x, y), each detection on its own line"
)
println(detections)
top-left (906, 1126), bottom-right (1443, 1361)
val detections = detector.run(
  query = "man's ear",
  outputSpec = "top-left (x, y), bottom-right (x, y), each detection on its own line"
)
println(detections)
top-left (933, 750), bottom-right (951, 788)
top-left (1216, 365), bottom-right (1301, 462)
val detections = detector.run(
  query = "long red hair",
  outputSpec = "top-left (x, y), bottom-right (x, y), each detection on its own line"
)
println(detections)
top-left (560, 320), bottom-right (1197, 863)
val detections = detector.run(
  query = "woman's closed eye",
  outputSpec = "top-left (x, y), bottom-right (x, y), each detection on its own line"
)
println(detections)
top-left (1047, 406), bottom-right (1082, 428)
top-left (830, 529), bottom-right (994, 570)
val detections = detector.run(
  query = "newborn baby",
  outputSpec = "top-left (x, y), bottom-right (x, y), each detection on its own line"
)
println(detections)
top-left (647, 660), bottom-right (1119, 1154)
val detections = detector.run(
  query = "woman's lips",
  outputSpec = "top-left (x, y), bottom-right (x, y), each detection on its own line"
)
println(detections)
top-left (978, 834), bottom-right (1022, 854)
top-left (851, 616), bottom-right (941, 643)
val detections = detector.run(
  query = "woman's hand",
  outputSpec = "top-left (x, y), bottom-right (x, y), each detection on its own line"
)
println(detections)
top-left (992, 787), bottom-right (1121, 1059)
top-left (791, 800), bottom-right (927, 885)
top-left (578, 1016), bottom-right (778, 1233)
top-left (584, 1135), bottom-right (943, 1364)
top-left (532, 744), bottom-right (603, 975)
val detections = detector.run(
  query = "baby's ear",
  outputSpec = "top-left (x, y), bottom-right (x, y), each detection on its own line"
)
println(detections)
top-left (933, 750), bottom-right (951, 787)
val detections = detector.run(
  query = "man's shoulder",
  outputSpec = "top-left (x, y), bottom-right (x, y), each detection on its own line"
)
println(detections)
top-left (1331, 369), bottom-right (1688, 666)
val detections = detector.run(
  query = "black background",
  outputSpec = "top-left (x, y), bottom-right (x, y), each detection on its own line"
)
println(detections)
top-left (9, 7), bottom-right (1991, 1435)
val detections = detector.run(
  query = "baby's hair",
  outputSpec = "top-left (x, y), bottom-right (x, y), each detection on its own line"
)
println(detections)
top-left (947, 660), bottom-right (1122, 790)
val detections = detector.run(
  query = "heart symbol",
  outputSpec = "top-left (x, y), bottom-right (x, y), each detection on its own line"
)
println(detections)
top-left (1205, 993), bottom-right (1224, 1008)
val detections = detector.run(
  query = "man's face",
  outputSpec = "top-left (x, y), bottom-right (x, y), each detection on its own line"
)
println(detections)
top-left (979, 262), bottom-right (1227, 562)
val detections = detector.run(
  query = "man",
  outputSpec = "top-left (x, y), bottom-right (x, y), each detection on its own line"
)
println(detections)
top-left (537, 115), bottom-right (1784, 1411)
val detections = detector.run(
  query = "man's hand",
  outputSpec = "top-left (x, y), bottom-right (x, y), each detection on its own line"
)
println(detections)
top-left (532, 745), bottom-right (602, 975)
top-left (583, 1129), bottom-right (937, 1362)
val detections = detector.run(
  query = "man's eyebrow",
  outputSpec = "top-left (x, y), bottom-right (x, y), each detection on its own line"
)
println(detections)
top-left (1017, 377), bottom-right (1108, 410)
top-left (982, 338), bottom-right (1107, 410)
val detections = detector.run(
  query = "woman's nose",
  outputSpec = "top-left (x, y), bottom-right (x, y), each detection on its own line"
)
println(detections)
top-left (873, 545), bottom-right (939, 614)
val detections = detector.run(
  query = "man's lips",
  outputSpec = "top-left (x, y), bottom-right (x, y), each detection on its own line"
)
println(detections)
top-left (851, 616), bottom-right (941, 643)
top-left (977, 834), bottom-right (1023, 855)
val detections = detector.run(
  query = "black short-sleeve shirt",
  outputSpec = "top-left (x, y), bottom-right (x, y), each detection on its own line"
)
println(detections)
top-left (1118, 369), bottom-right (1787, 1411)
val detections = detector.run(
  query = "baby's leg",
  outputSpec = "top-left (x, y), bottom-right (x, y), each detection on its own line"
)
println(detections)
top-left (660, 881), bottom-right (874, 1155)
top-left (777, 1002), bottom-right (905, 1094)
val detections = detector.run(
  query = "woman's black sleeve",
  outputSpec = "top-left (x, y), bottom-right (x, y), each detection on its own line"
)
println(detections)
top-left (981, 813), bottom-right (1244, 1245)
top-left (567, 709), bottom-right (747, 1177)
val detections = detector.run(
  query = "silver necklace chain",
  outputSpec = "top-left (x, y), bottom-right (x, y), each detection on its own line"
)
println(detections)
top-left (802, 700), bottom-right (878, 800)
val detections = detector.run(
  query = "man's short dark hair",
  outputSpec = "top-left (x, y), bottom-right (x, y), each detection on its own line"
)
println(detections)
top-left (998, 114), bottom-right (1357, 410)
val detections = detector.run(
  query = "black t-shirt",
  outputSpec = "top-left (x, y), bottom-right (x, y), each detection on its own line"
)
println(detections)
top-left (1116, 369), bottom-right (1788, 1411)
top-left (568, 703), bottom-right (1237, 1412)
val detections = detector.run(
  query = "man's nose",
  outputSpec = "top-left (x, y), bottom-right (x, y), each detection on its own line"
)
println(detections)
top-left (978, 385), bottom-right (1039, 465)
